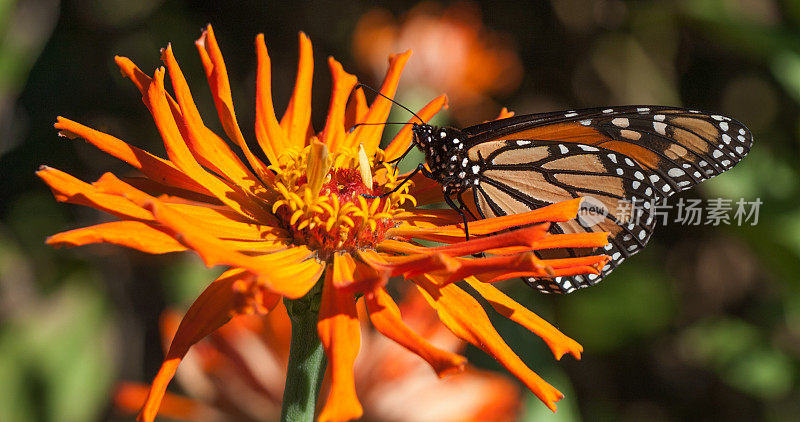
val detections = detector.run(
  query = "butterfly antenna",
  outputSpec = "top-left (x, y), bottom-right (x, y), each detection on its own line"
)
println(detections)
top-left (349, 121), bottom-right (414, 133)
top-left (356, 83), bottom-right (424, 123)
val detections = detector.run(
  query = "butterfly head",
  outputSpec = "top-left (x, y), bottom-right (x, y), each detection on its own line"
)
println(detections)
top-left (411, 123), bottom-right (466, 156)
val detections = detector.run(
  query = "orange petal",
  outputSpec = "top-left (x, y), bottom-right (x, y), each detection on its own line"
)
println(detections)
top-left (161, 44), bottom-right (264, 193)
top-left (346, 50), bottom-right (411, 156)
top-left (464, 277), bottom-right (583, 360)
top-left (495, 107), bottom-right (515, 120)
top-left (359, 249), bottom-right (461, 280)
top-left (115, 382), bottom-right (202, 420)
top-left (322, 57), bottom-right (358, 154)
top-left (46, 221), bottom-right (186, 254)
top-left (383, 94), bottom-right (448, 161)
top-left (403, 224), bottom-right (551, 256)
top-left (93, 173), bottom-right (323, 298)
top-left (344, 87), bottom-right (369, 130)
top-left (92, 173), bottom-right (286, 240)
top-left (332, 252), bottom-right (386, 292)
top-left (195, 25), bottom-right (273, 182)
top-left (280, 32), bottom-right (314, 149)
top-left (413, 274), bottom-right (564, 412)
top-left (482, 255), bottom-right (610, 283)
top-left (114, 56), bottom-right (153, 96)
top-left (394, 207), bottom-right (464, 228)
top-left (255, 33), bottom-right (291, 164)
top-left (37, 167), bottom-right (153, 221)
top-left (145, 67), bottom-right (272, 222)
top-left (406, 171), bottom-right (445, 206)
top-left (121, 176), bottom-right (220, 205)
top-left (53, 117), bottom-right (207, 195)
top-left (138, 268), bottom-right (253, 422)
top-left (365, 287), bottom-right (466, 377)
top-left (317, 271), bottom-right (363, 422)
top-left (388, 198), bottom-right (585, 240)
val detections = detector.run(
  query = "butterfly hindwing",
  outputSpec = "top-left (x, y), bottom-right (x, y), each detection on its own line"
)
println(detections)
top-left (459, 106), bottom-right (752, 293)
top-left (469, 140), bottom-right (657, 293)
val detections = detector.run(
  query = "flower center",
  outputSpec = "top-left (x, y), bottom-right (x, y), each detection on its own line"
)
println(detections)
top-left (270, 144), bottom-right (413, 259)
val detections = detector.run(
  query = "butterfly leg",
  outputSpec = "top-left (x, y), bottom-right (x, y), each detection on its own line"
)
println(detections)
top-left (442, 192), bottom-right (471, 241)
top-left (362, 163), bottom-right (431, 199)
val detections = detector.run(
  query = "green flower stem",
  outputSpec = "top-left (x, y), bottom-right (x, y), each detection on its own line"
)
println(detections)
top-left (281, 280), bottom-right (327, 422)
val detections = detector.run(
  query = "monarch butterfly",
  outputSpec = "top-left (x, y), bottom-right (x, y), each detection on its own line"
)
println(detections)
top-left (391, 105), bottom-right (752, 294)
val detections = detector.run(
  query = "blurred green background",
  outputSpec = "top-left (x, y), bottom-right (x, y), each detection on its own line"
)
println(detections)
top-left (1, 0), bottom-right (799, 421)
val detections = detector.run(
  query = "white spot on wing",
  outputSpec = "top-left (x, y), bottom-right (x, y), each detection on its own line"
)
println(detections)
top-left (654, 121), bottom-right (667, 135)
top-left (612, 117), bottom-right (630, 127)
top-left (668, 168), bottom-right (685, 177)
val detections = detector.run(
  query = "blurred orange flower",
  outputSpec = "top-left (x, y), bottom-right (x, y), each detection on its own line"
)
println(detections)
top-left (115, 290), bottom-right (523, 421)
top-left (352, 1), bottom-right (523, 123)
top-left (42, 24), bottom-right (608, 421)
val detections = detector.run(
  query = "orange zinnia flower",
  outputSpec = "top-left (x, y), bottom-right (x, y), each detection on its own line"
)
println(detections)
top-left (352, 1), bottom-right (523, 123)
top-left (41, 24), bottom-right (609, 422)
top-left (114, 290), bottom-right (522, 421)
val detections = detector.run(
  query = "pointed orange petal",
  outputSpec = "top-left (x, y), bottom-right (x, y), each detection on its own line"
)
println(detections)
top-left (92, 173), bottom-right (322, 298)
top-left (317, 271), bottom-right (363, 422)
top-left (406, 171), bottom-right (446, 206)
top-left (483, 255), bottom-right (610, 283)
top-left (53, 117), bottom-right (207, 195)
top-left (91, 173), bottom-right (287, 240)
top-left (195, 25), bottom-right (273, 182)
top-left (332, 252), bottom-right (386, 292)
top-left (464, 277), bottom-right (583, 360)
top-left (402, 224), bottom-right (551, 256)
top-left (347, 50), bottom-right (411, 156)
top-left (138, 268), bottom-right (252, 422)
top-left (255, 33), bottom-right (291, 164)
top-left (46, 221), bottom-right (186, 254)
top-left (161, 44), bottom-right (264, 193)
top-left (121, 176), bottom-right (220, 205)
top-left (365, 287), bottom-right (466, 377)
top-left (322, 57), bottom-right (358, 154)
top-left (495, 107), bottom-right (515, 120)
top-left (145, 67), bottom-right (271, 222)
top-left (114, 56), bottom-right (152, 95)
top-left (359, 249), bottom-right (461, 280)
top-left (388, 198), bottom-right (584, 240)
top-left (383, 94), bottom-right (448, 161)
top-left (413, 275), bottom-right (564, 412)
top-left (280, 32), bottom-right (314, 149)
top-left (344, 87), bottom-right (369, 130)
top-left (37, 167), bottom-right (153, 221)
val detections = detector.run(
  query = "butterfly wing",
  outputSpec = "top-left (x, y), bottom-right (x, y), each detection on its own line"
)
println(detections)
top-left (464, 106), bottom-right (752, 293)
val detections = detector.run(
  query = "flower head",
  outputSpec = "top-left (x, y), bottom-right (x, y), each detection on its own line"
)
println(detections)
top-left (41, 24), bottom-right (609, 421)
top-left (114, 290), bottom-right (523, 421)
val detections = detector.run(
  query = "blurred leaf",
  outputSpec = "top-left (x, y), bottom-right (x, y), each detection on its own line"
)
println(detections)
top-left (771, 51), bottom-right (800, 104)
top-left (558, 253), bottom-right (675, 353)
top-left (678, 317), bottom-right (794, 399)
top-left (0, 272), bottom-right (114, 422)
top-left (160, 254), bottom-right (224, 307)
